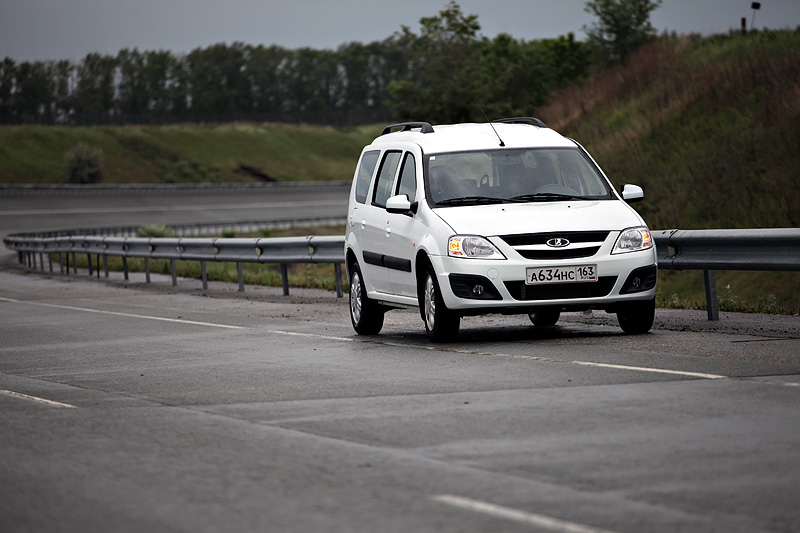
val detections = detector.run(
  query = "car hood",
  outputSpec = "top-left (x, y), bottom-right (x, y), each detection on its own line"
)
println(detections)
top-left (432, 200), bottom-right (644, 236)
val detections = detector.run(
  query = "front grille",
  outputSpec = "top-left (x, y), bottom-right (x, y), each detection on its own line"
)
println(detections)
top-left (498, 231), bottom-right (610, 261)
top-left (499, 231), bottom-right (610, 247)
top-left (504, 276), bottom-right (617, 301)
top-left (517, 247), bottom-right (601, 260)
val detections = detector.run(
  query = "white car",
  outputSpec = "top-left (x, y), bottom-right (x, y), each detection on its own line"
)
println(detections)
top-left (345, 118), bottom-right (657, 341)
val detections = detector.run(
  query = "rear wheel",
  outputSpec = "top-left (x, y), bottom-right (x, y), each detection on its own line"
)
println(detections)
top-left (528, 309), bottom-right (561, 326)
top-left (617, 298), bottom-right (655, 334)
top-left (421, 265), bottom-right (460, 342)
top-left (349, 263), bottom-right (384, 335)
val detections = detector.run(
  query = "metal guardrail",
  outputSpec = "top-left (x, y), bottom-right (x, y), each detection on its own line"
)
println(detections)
top-left (5, 234), bottom-right (348, 298)
top-left (6, 228), bottom-right (799, 318)
top-left (653, 229), bottom-right (800, 320)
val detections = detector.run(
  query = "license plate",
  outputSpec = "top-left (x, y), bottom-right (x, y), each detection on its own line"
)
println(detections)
top-left (526, 265), bottom-right (597, 285)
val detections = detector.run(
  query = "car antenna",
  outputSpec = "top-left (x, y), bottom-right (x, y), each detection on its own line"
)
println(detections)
top-left (475, 99), bottom-right (504, 147)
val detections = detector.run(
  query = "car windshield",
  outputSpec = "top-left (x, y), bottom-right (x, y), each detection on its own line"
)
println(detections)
top-left (425, 147), bottom-right (612, 206)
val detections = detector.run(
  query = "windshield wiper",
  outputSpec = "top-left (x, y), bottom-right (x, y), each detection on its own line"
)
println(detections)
top-left (436, 196), bottom-right (518, 206)
top-left (510, 192), bottom-right (587, 202)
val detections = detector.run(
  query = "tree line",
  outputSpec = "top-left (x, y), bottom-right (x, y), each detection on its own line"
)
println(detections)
top-left (0, 1), bottom-right (661, 126)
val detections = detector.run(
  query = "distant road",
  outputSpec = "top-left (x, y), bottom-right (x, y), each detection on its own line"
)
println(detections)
top-left (0, 183), bottom-right (350, 238)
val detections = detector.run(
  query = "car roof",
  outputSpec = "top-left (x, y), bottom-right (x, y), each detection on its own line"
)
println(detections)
top-left (368, 121), bottom-right (576, 154)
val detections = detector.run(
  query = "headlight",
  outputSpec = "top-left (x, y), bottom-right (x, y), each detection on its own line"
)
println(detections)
top-left (612, 226), bottom-right (653, 254)
top-left (448, 235), bottom-right (505, 259)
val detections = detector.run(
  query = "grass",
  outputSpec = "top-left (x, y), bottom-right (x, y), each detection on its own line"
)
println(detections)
top-left (536, 29), bottom-right (800, 315)
top-left (0, 123), bottom-right (381, 184)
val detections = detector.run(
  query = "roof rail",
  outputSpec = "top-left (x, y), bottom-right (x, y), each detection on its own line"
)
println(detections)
top-left (492, 117), bottom-right (547, 128)
top-left (380, 122), bottom-right (435, 136)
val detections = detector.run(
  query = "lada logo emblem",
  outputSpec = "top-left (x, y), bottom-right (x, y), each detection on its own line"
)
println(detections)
top-left (546, 237), bottom-right (570, 248)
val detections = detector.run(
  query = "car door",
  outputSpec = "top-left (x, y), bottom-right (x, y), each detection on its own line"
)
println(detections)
top-left (360, 149), bottom-right (402, 294)
top-left (386, 150), bottom-right (422, 297)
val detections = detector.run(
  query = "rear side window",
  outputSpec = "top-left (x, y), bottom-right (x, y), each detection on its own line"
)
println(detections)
top-left (372, 151), bottom-right (402, 208)
top-left (354, 150), bottom-right (380, 204)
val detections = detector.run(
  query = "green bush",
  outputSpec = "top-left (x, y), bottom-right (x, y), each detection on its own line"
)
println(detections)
top-left (65, 143), bottom-right (105, 184)
top-left (136, 224), bottom-right (176, 238)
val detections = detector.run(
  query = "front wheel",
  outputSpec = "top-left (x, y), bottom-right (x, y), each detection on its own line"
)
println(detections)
top-left (421, 266), bottom-right (460, 342)
top-left (617, 298), bottom-right (655, 334)
top-left (349, 263), bottom-right (384, 335)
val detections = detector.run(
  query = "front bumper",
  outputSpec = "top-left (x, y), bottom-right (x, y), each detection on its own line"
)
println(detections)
top-left (429, 246), bottom-right (658, 312)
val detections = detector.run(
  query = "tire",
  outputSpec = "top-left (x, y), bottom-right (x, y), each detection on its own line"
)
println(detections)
top-left (617, 298), bottom-right (655, 334)
top-left (349, 263), bottom-right (384, 335)
top-left (421, 265), bottom-right (460, 342)
top-left (528, 309), bottom-right (561, 326)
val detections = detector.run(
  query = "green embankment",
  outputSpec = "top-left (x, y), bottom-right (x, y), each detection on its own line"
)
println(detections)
top-left (537, 30), bottom-right (800, 314)
top-left (0, 123), bottom-right (380, 183)
top-left (1, 30), bottom-right (798, 312)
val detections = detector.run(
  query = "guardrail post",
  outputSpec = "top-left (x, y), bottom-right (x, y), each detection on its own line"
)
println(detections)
top-left (201, 261), bottom-right (208, 292)
top-left (334, 263), bottom-right (343, 298)
top-left (122, 256), bottom-right (129, 281)
top-left (40, 253), bottom-right (45, 272)
top-left (87, 254), bottom-right (93, 275)
top-left (48, 254), bottom-right (53, 272)
top-left (703, 270), bottom-right (720, 321)
top-left (281, 263), bottom-right (289, 296)
top-left (59, 253), bottom-right (64, 274)
top-left (65, 252), bottom-right (69, 275)
top-left (103, 255), bottom-right (109, 277)
top-left (145, 257), bottom-right (151, 283)
top-left (237, 262), bottom-right (244, 292)
top-left (72, 252), bottom-right (77, 274)
top-left (170, 259), bottom-right (177, 286)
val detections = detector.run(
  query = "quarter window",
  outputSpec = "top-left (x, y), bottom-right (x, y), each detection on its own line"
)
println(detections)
top-left (354, 150), bottom-right (380, 204)
top-left (396, 153), bottom-right (417, 201)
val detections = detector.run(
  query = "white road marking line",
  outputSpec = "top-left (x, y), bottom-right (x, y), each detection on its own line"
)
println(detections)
top-left (432, 494), bottom-right (618, 533)
top-left (0, 200), bottom-right (339, 216)
top-left (0, 297), bottom-right (245, 329)
top-left (269, 330), bottom-right (356, 342)
top-left (570, 361), bottom-right (725, 380)
top-left (0, 390), bottom-right (76, 408)
top-left (0, 305), bottom-right (759, 382)
top-left (269, 330), bottom-right (727, 380)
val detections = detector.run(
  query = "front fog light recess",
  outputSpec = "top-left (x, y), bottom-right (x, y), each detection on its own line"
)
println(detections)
top-left (448, 235), bottom-right (505, 259)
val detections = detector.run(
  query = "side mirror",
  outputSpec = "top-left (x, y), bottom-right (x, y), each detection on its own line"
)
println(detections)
top-left (386, 194), bottom-right (418, 215)
top-left (621, 184), bottom-right (644, 204)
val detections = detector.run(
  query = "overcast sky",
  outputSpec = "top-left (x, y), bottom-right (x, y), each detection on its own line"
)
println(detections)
top-left (1, 0), bottom-right (799, 62)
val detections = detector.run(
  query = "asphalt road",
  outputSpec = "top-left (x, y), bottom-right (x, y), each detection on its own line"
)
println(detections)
top-left (1, 186), bottom-right (799, 532)
top-left (0, 183), bottom-right (351, 237)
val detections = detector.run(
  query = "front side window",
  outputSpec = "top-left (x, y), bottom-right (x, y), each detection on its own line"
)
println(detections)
top-left (425, 147), bottom-right (612, 206)
top-left (372, 151), bottom-right (402, 208)
top-left (354, 150), bottom-right (380, 204)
